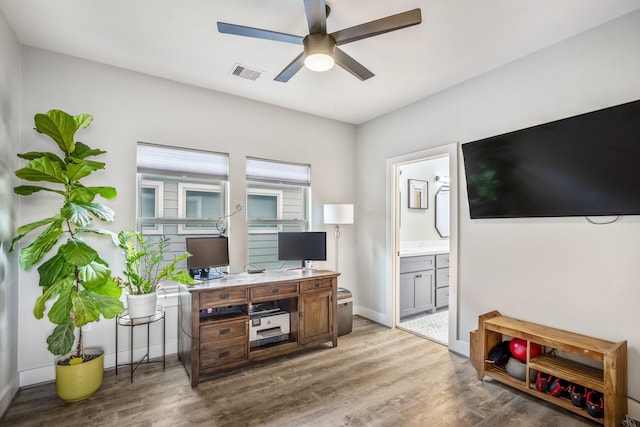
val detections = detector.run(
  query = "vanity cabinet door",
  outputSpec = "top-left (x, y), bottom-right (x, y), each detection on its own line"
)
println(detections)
top-left (400, 270), bottom-right (435, 317)
top-left (399, 273), bottom-right (416, 317)
top-left (415, 270), bottom-right (435, 313)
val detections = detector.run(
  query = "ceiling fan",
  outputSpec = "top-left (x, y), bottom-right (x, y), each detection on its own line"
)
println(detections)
top-left (217, 0), bottom-right (422, 82)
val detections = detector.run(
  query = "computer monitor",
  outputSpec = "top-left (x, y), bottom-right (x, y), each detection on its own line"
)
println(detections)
top-left (277, 232), bottom-right (326, 268)
top-left (186, 236), bottom-right (229, 279)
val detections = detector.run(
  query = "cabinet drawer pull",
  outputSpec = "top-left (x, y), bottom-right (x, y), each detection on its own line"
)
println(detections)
top-left (219, 328), bottom-right (230, 336)
top-left (271, 288), bottom-right (280, 294)
top-left (313, 282), bottom-right (321, 288)
top-left (219, 292), bottom-right (230, 300)
top-left (218, 351), bottom-right (230, 358)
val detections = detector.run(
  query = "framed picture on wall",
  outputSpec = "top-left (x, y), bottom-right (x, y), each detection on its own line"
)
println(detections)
top-left (408, 179), bottom-right (428, 209)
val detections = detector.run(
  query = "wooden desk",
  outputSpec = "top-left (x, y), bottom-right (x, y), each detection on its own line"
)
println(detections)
top-left (178, 269), bottom-right (339, 387)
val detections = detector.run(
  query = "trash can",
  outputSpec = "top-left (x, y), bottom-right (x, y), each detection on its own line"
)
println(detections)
top-left (337, 287), bottom-right (353, 337)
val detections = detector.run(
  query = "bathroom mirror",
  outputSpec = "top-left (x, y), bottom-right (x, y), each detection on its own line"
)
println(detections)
top-left (435, 186), bottom-right (450, 238)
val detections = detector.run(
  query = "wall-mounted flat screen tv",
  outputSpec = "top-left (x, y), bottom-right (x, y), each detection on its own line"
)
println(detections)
top-left (462, 99), bottom-right (640, 219)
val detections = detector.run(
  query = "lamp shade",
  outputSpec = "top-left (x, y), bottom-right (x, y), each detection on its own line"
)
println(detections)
top-left (324, 204), bottom-right (354, 225)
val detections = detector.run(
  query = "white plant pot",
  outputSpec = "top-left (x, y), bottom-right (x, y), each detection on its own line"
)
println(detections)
top-left (127, 292), bottom-right (158, 318)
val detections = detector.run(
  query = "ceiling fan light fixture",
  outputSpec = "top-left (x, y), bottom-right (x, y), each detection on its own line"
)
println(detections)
top-left (304, 53), bottom-right (334, 72)
top-left (303, 33), bottom-right (335, 72)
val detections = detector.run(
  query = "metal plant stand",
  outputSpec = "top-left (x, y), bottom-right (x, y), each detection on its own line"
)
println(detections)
top-left (115, 306), bottom-right (165, 383)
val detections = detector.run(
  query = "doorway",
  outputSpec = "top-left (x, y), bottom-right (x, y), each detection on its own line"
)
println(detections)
top-left (388, 143), bottom-right (461, 353)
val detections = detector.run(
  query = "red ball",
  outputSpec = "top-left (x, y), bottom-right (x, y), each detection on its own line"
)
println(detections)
top-left (509, 338), bottom-right (541, 362)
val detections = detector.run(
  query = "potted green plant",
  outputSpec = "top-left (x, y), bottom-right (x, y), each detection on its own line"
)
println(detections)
top-left (9, 109), bottom-right (125, 401)
top-left (115, 231), bottom-right (194, 318)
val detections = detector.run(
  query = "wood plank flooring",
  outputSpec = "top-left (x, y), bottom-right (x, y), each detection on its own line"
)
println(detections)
top-left (1, 317), bottom-right (598, 427)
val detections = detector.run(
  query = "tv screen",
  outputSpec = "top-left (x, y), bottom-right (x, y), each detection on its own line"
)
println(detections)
top-left (186, 236), bottom-right (229, 270)
top-left (278, 232), bottom-right (326, 267)
top-left (462, 99), bottom-right (640, 219)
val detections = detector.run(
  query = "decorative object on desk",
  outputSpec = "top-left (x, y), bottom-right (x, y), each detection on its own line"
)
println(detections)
top-left (323, 204), bottom-right (354, 272)
top-left (115, 231), bottom-right (195, 318)
top-left (408, 179), bottom-right (428, 209)
top-left (9, 109), bottom-right (125, 401)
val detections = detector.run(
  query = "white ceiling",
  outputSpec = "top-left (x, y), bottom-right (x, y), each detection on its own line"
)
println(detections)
top-left (2, 0), bottom-right (639, 124)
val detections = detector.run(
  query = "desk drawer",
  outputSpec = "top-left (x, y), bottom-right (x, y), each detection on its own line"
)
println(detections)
top-left (200, 288), bottom-right (248, 308)
top-left (300, 278), bottom-right (332, 293)
top-left (250, 283), bottom-right (299, 300)
top-left (200, 337), bottom-right (248, 368)
top-left (201, 319), bottom-right (248, 341)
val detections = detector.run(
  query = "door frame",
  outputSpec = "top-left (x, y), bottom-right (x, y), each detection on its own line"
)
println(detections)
top-left (386, 143), bottom-right (467, 355)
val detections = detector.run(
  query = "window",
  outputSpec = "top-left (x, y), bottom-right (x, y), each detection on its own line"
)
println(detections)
top-left (136, 143), bottom-right (230, 293)
top-left (247, 188), bottom-right (283, 233)
top-left (246, 157), bottom-right (310, 269)
top-left (178, 183), bottom-right (223, 234)
top-left (139, 180), bottom-right (164, 234)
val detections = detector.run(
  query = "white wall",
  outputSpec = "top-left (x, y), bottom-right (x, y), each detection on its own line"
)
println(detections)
top-left (16, 47), bottom-right (357, 385)
top-left (398, 156), bottom-right (449, 245)
top-left (356, 9), bottom-right (640, 405)
top-left (0, 6), bottom-right (21, 416)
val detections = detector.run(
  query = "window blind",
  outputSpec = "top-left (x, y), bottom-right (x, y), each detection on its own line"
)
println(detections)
top-left (246, 157), bottom-right (310, 186)
top-left (137, 142), bottom-right (229, 180)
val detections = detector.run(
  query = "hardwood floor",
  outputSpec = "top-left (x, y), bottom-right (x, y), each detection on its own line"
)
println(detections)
top-left (1, 316), bottom-right (597, 427)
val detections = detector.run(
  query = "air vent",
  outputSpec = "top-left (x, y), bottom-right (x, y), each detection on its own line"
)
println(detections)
top-left (230, 64), bottom-right (262, 81)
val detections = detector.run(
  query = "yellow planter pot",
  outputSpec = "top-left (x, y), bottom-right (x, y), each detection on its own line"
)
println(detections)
top-left (55, 348), bottom-right (104, 402)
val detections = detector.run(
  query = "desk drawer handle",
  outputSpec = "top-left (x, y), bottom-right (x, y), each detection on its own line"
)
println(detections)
top-left (218, 351), bottom-right (230, 359)
top-left (219, 292), bottom-right (230, 300)
top-left (271, 288), bottom-right (280, 294)
top-left (313, 282), bottom-right (321, 288)
top-left (219, 328), bottom-right (230, 336)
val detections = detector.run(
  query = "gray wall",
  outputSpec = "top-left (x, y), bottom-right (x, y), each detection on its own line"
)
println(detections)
top-left (356, 9), bottom-right (640, 406)
top-left (0, 6), bottom-right (20, 416)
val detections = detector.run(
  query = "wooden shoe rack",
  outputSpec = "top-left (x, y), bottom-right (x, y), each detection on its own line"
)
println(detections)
top-left (470, 310), bottom-right (627, 427)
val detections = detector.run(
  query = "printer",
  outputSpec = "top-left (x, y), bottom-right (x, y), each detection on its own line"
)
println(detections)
top-left (249, 304), bottom-right (290, 348)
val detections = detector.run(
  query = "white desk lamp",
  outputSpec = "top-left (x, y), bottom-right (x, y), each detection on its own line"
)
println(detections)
top-left (323, 204), bottom-right (354, 272)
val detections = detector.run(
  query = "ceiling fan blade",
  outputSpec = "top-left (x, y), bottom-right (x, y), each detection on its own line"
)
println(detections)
top-left (274, 52), bottom-right (305, 82)
top-left (217, 22), bottom-right (303, 45)
top-left (334, 47), bottom-right (374, 81)
top-left (331, 8), bottom-right (422, 46)
top-left (303, 0), bottom-right (327, 34)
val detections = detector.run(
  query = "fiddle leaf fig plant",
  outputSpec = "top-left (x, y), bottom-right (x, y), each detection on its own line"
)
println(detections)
top-left (10, 109), bottom-right (125, 358)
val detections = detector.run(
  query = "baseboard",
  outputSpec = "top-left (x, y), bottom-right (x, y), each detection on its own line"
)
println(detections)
top-left (628, 398), bottom-right (640, 422)
top-left (353, 305), bottom-right (390, 327)
top-left (18, 340), bottom-right (178, 387)
top-left (0, 373), bottom-right (19, 420)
